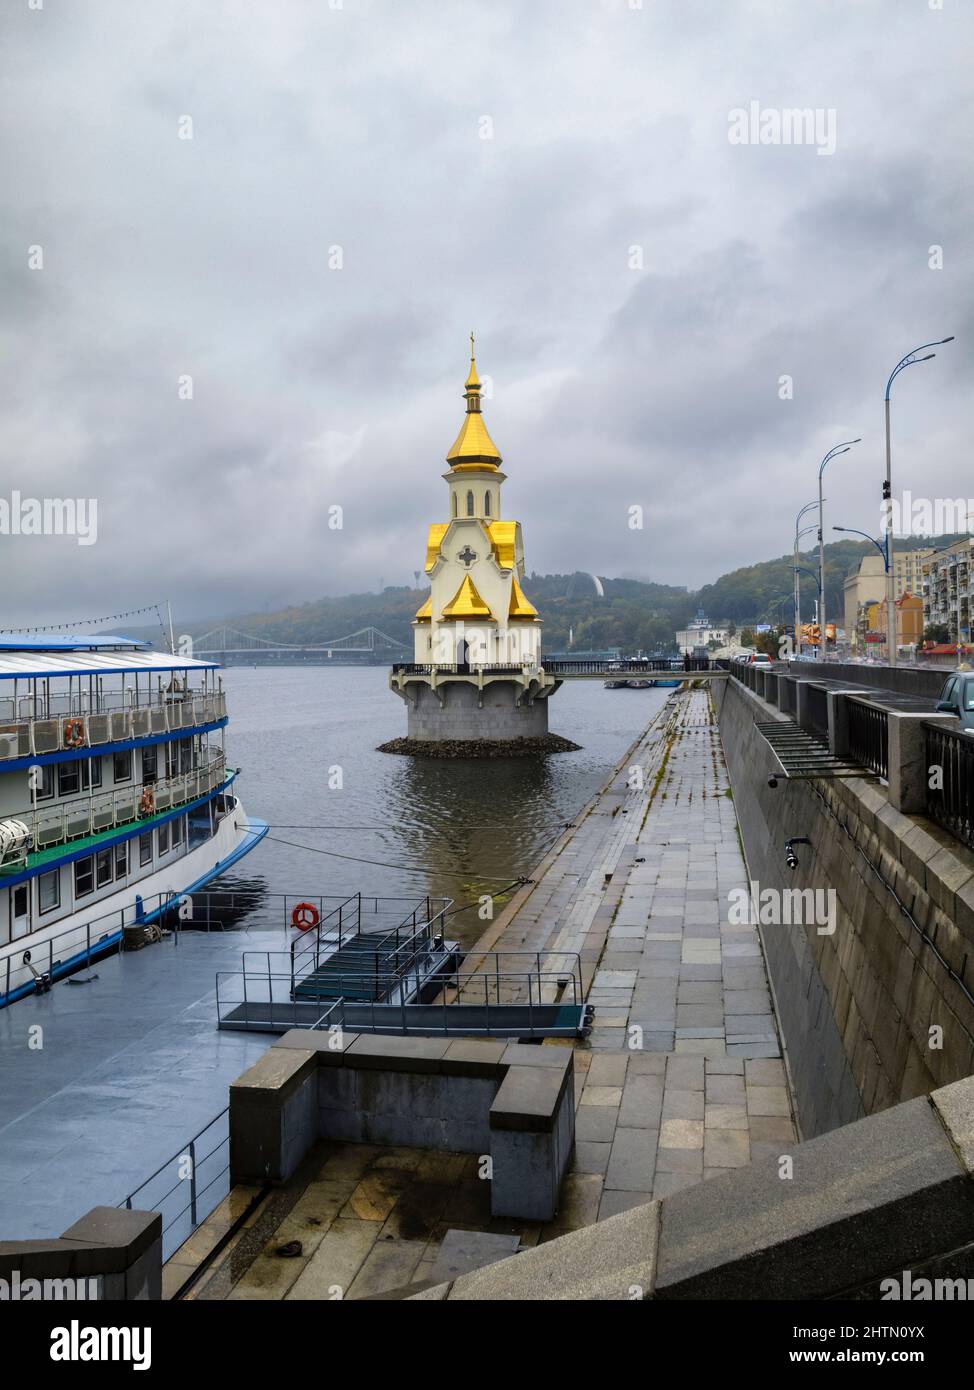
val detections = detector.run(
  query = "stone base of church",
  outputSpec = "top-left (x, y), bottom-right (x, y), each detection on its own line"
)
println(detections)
top-left (377, 732), bottom-right (580, 759)
top-left (382, 677), bottom-right (575, 754)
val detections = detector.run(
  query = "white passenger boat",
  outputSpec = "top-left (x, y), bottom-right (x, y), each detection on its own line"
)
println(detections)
top-left (0, 632), bottom-right (267, 1004)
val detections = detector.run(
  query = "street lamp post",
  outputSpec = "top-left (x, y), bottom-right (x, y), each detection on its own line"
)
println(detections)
top-left (818, 440), bottom-right (861, 659)
top-left (794, 500), bottom-right (820, 656)
top-left (833, 526), bottom-right (888, 653)
top-left (794, 524), bottom-right (818, 654)
top-left (883, 337), bottom-right (954, 668)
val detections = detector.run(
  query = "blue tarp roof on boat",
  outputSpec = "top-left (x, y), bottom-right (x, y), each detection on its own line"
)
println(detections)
top-left (0, 632), bottom-right (148, 651)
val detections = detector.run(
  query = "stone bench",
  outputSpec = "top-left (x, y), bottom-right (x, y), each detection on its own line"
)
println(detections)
top-left (228, 1032), bottom-right (575, 1222)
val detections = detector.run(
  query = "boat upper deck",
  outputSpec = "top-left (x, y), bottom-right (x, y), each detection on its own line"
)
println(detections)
top-left (0, 631), bottom-right (219, 680)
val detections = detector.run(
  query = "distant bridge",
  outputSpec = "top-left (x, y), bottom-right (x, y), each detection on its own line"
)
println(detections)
top-left (193, 625), bottom-right (411, 664)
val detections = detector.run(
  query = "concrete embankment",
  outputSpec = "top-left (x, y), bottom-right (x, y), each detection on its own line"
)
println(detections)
top-left (714, 673), bottom-right (974, 1139)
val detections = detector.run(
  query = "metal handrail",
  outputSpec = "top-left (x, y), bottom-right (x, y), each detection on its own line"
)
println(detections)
top-left (290, 894), bottom-right (361, 975)
top-left (847, 697), bottom-right (889, 779)
top-left (924, 719), bottom-right (974, 849)
top-left (119, 1107), bottom-right (230, 1260)
top-left (0, 691), bottom-right (227, 762)
top-left (216, 966), bottom-right (580, 1037)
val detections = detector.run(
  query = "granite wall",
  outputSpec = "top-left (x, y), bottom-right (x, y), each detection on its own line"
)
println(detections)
top-left (713, 675), bottom-right (974, 1138)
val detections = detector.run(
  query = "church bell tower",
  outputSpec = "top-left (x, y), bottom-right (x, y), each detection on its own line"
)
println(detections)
top-left (387, 339), bottom-right (564, 751)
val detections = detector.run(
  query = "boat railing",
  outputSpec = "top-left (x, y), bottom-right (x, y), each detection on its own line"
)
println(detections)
top-left (0, 888), bottom-right (198, 1006)
top-left (0, 889), bottom-right (440, 1010)
top-left (0, 691), bottom-right (228, 762)
top-left (1, 752), bottom-right (230, 866)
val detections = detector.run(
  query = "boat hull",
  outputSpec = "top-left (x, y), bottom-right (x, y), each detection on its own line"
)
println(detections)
top-left (0, 800), bottom-right (267, 1005)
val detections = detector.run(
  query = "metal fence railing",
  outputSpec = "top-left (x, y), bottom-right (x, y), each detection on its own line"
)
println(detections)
top-left (119, 1108), bottom-right (231, 1262)
top-left (215, 957), bottom-right (585, 1038)
top-left (0, 886), bottom-right (441, 1010)
top-left (925, 720), bottom-right (974, 849)
top-left (2, 753), bottom-right (229, 864)
top-left (847, 698), bottom-right (889, 780)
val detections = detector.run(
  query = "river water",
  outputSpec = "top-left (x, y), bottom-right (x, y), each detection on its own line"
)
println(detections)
top-left (216, 666), bottom-right (665, 948)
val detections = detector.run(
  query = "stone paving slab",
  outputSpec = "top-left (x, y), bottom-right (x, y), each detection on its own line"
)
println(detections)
top-left (493, 687), bottom-right (799, 1214)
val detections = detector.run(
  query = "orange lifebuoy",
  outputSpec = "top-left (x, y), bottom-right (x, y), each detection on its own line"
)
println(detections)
top-left (139, 787), bottom-right (155, 817)
top-left (63, 718), bottom-right (85, 749)
top-left (291, 902), bottom-right (320, 932)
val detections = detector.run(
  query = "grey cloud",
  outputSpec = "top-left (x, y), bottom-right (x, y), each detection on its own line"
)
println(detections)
top-left (1, 0), bottom-right (970, 622)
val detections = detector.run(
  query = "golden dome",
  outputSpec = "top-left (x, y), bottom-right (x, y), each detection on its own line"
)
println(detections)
top-left (447, 337), bottom-right (502, 469)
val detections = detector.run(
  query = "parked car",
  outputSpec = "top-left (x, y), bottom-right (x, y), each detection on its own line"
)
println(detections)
top-left (935, 670), bottom-right (974, 732)
top-left (745, 652), bottom-right (774, 667)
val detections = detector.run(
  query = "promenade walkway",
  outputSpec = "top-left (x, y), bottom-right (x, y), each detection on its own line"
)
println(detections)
top-left (182, 686), bottom-right (798, 1298)
top-left (461, 685), bottom-right (796, 1217)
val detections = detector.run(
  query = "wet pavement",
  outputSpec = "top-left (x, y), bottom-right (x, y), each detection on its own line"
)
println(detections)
top-left (0, 928), bottom-right (280, 1240)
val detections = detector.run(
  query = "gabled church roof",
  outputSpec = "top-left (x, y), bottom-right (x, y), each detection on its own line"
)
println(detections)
top-left (441, 575), bottom-right (493, 619)
top-left (509, 576), bottom-right (539, 620)
top-left (425, 523), bottom-right (449, 573)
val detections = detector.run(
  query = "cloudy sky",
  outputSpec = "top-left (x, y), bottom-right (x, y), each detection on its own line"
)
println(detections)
top-left (2, 0), bottom-right (971, 628)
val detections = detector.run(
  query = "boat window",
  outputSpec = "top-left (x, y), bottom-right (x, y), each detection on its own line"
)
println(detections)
top-left (58, 762), bottom-right (81, 797)
top-left (83, 757), bottom-right (102, 790)
top-left (179, 739), bottom-right (193, 776)
top-left (172, 816), bottom-right (184, 848)
top-left (139, 832), bottom-right (152, 867)
top-left (113, 750), bottom-right (132, 783)
top-left (158, 822), bottom-right (170, 856)
top-left (95, 849), bottom-right (113, 888)
top-left (74, 857), bottom-right (94, 898)
top-left (166, 742), bottom-right (179, 780)
top-left (114, 841), bottom-right (128, 880)
top-left (34, 764), bottom-right (54, 801)
top-left (11, 885), bottom-right (29, 939)
top-left (142, 746), bottom-right (158, 783)
top-left (38, 869), bottom-right (60, 915)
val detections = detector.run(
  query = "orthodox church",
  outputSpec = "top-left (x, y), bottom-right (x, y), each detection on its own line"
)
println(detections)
top-left (387, 341), bottom-right (563, 748)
